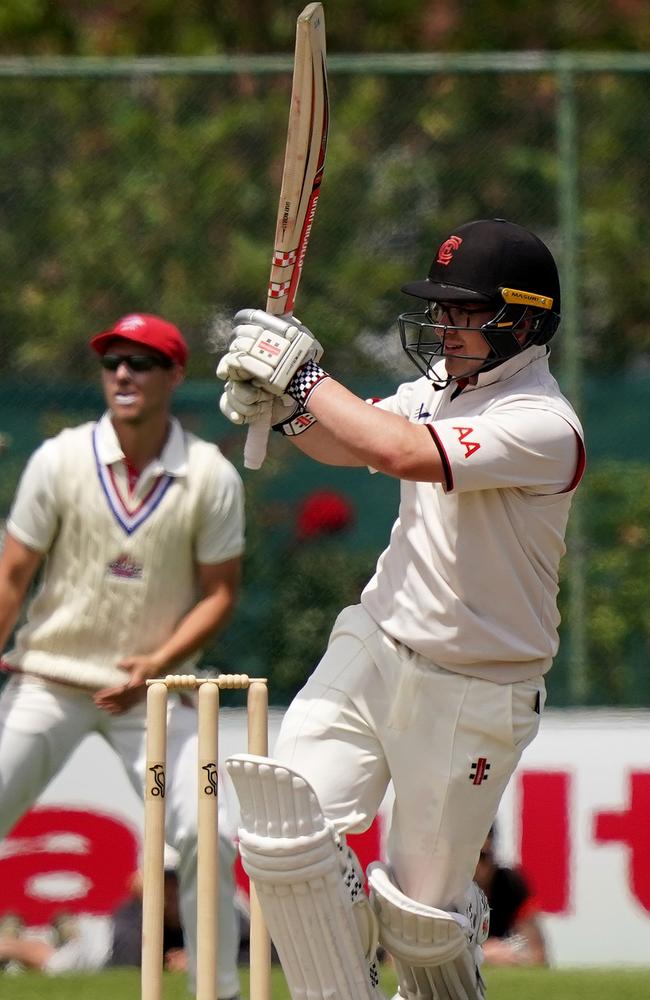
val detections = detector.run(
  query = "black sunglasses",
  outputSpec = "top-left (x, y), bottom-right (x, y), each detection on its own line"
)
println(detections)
top-left (100, 353), bottom-right (173, 372)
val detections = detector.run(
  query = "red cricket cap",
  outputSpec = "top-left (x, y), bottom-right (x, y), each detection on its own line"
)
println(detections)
top-left (89, 313), bottom-right (188, 367)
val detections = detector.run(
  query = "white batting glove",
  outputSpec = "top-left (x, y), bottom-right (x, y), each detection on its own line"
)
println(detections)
top-left (216, 309), bottom-right (324, 396)
top-left (219, 380), bottom-right (317, 437)
top-left (219, 380), bottom-right (297, 427)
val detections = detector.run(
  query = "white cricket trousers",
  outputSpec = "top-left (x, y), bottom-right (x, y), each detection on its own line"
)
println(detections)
top-left (273, 604), bottom-right (545, 911)
top-left (0, 674), bottom-right (239, 999)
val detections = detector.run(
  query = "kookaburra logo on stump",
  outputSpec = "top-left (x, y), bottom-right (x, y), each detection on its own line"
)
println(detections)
top-left (149, 763), bottom-right (165, 797)
top-left (202, 762), bottom-right (219, 796)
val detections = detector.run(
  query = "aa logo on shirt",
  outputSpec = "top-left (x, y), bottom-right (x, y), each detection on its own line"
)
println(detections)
top-left (453, 426), bottom-right (481, 458)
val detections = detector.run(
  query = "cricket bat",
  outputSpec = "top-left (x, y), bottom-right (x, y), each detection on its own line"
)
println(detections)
top-left (244, 1), bottom-right (329, 470)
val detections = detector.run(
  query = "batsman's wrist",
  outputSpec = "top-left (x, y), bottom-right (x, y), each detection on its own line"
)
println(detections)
top-left (286, 359), bottom-right (330, 407)
top-left (272, 407), bottom-right (318, 436)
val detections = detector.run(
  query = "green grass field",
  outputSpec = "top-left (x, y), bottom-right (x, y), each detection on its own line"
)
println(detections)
top-left (2, 965), bottom-right (650, 1000)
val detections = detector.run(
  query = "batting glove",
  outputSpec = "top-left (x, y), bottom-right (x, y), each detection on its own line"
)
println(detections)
top-left (220, 380), bottom-right (290, 426)
top-left (216, 309), bottom-right (324, 396)
top-left (219, 380), bottom-right (318, 437)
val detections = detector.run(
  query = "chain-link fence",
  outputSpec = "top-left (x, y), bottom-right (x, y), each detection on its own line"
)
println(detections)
top-left (1, 53), bottom-right (649, 706)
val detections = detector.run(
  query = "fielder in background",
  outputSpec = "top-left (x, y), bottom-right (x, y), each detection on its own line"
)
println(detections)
top-left (0, 314), bottom-right (244, 1000)
top-left (216, 218), bottom-right (585, 1000)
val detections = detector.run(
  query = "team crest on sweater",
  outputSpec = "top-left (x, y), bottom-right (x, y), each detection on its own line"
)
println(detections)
top-left (107, 553), bottom-right (143, 580)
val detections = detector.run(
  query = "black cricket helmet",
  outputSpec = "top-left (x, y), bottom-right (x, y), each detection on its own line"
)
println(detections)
top-left (398, 218), bottom-right (561, 386)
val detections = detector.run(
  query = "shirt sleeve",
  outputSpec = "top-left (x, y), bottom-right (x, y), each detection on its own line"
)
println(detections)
top-left (195, 456), bottom-right (245, 565)
top-left (429, 407), bottom-right (581, 495)
top-left (6, 439), bottom-right (60, 552)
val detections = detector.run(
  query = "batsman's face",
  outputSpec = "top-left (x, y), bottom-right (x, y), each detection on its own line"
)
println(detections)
top-left (100, 338), bottom-right (184, 425)
top-left (429, 303), bottom-right (494, 381)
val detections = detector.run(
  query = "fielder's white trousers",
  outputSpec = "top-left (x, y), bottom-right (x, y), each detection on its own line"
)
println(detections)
top-left (274, 604), bottom-right (545, 912)
top-left (0, 675), bottom-right (239, 999)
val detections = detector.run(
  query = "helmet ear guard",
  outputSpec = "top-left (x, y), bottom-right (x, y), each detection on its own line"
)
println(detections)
top-left (498, 286), bottom-right (560, 346)
top-left (527, 307), bottom-right (561, 345)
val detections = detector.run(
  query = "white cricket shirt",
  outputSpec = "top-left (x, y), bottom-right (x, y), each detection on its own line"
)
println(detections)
top-left (360, 346), bottom-right (585, 682)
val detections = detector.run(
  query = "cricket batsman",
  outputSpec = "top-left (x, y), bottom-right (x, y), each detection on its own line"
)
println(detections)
top-left (216, 219), bottom-right (585, 1000)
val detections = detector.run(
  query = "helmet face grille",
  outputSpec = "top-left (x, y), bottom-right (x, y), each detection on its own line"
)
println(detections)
top-left (398, 311), bottom-right (446, 383)
top-left (398, 301), bottom-right (560, 388)
top-left (398, 309), bottom-right (493, 388)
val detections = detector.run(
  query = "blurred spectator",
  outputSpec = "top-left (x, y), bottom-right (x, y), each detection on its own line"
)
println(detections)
top-left (474, 825), bottom-right (548, 966)
top-left (0, 862), bottom-right (190, 977)
top-left (108, 863), bottom-right (188, 972)
top-left (0, 909), bottom-right (113, 975)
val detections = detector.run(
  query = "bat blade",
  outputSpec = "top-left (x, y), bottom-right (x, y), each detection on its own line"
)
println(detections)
top-left (244, 2), bottom-right (328, 471)
top-left (266, 3), bottom-right (328, 318)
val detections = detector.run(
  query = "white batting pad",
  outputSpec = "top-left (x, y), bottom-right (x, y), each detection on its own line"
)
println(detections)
top-left (226, 754), bottom-right (384, 1000)
top-left (368, 864), bottom-right (487, 1000)
top-left (368, 862), bottom-right (469, 965)
top-left (398, 947), bottom-right (486, 1000)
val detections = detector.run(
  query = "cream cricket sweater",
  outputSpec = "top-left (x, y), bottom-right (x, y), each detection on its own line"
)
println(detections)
top-left (4, 418), bottom-right (244, 689)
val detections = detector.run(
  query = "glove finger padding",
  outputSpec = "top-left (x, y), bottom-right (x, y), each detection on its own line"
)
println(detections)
top-left (219, 382), bottom-right (272, 426)
top-left (228, 380), bottom-right (272, 406)
top-left (218, 308), bottom-right (323, 394)
top-left (219, 380), bottom-right (300, 428)
top-left (216, 337), bottom-right (258, 382)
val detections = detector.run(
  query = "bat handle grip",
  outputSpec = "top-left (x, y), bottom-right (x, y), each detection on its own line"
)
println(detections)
top-left (244, 411), bottom-right (272, 470)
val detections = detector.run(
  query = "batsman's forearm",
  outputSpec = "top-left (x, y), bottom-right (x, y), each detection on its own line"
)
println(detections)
top-left (304, 378), bottom-right (446, 482)
top-left (290, 422), bottom-right (364, 466)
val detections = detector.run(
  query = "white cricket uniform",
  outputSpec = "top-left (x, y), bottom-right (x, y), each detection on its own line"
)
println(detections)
top-left (0, 414), bottom-right (244, 998)
top-left (274, 346), bottom-right (585, 912)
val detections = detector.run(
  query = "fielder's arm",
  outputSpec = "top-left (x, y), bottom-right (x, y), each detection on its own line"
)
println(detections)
top-left (0, 532), bottom-right (43, 653)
